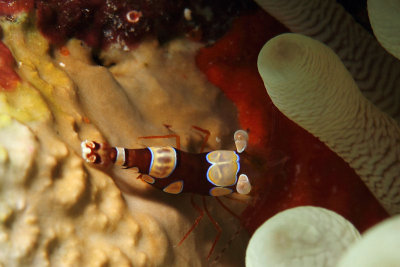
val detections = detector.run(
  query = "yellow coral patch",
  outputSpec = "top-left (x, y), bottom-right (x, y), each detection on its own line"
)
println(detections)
top-left (0, 84), bottom-right (50, 123)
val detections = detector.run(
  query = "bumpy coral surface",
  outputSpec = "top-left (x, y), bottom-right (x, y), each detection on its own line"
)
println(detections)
top-left (0, 11), bottom-right (249, 267)
top-left (0, 15), bottom-right (166, 267)
top-left (35, 0), bottom-right (256, 48)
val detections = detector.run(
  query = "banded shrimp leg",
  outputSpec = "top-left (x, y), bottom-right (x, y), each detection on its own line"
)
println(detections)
top-left (137, 125), bottom-right (247, 260)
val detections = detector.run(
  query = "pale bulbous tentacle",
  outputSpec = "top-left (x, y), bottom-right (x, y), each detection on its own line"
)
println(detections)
top-left (368, 0), bottom-right (400, 61)
top-left (258, 33), bottom-right (400, 214)
top-left (246, 206), bottom-right (360, 267)
top-left (254, 0), bottom-right (400, 122)
top-left (337, 215), bottom-right (400, 267)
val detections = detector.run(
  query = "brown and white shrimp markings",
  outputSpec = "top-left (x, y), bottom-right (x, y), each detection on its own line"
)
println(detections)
top-left (81, 128), bottom-right (253, 259)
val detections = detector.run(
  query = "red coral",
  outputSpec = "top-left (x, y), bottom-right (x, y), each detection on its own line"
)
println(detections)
top-left (0, 41), bottom-right (20, 91)
top-left (0, 0), bottom-right (34, 15)
top-left (35, 0), bottom-right (257, 49)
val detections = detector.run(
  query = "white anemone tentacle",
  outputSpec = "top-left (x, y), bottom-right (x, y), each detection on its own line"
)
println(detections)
top-left (368, 0), bottom-right (400, 61)
top-left (246, 206), bottom-right (360, 267)
top-left (257, 33), bottom-right (400, 214)
top-left (254, 0), bottom-right (400, 122)
top-left (337, 215), bottom-right (400, 267)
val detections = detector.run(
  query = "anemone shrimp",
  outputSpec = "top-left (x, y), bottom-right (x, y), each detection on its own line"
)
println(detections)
top-left (81, 127), bottom-right (256, 260)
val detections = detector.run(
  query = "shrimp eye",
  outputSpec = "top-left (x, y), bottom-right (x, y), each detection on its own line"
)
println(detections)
top-left (236, 174), bottom-right (251, 194)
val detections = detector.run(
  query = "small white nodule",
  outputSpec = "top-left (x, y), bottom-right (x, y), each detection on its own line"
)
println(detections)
top-left (126, 10), bottom-right (142, 23)
top-left (234, 130), bottom-right (249, 153)
top-left (236, 174), bottom-right (251, 194)
top-left (183, 8), bottom-right (192, 21)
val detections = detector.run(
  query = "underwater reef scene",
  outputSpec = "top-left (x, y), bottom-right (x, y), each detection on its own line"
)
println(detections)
top-left (0, 0), bottom-right (398, 266)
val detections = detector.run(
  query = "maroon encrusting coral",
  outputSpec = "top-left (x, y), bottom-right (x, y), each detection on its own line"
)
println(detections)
top-left (0, 41), bottom-right (20, 91)
top-left (0, 0), bottom-right (33, 15)
top-left (196, 10), bottom-right (389, 234)
top-left (33, 0), bottom-right (256, 48)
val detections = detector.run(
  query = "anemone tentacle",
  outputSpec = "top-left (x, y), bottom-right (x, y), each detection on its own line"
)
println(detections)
top-left (368, 0), bottom-right (400, 61)
top-left (255, 0), bottom-right (400, 122)
top-left (258, 33), bottom-right (400, 214)
top-left (246, 206), bottom-right (360, 267)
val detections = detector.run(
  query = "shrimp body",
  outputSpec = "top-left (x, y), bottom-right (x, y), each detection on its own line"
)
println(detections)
top-left (81, 130), bottom-right (252, 196)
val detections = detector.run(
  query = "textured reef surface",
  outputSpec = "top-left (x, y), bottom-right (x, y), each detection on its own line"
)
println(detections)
top-left (34, 0), bottom-right (257, 48)
top-left (0, 0), bottom-right (390, 266)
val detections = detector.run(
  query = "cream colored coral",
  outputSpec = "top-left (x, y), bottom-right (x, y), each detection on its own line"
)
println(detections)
top-left (246, 206), bottom-right (360, 267)
top-left (0, 12), bottom-right (248, 267)
top-left (55, 38), bottom-right (238, 150)
top-left (54, 37), bottom-right (248, 266)
top-left (368, 0), bottom-right (400, 61)
top-left (257, 33), bottom-right (400, 214)
top-left (0, 15), bottom-right (167, 266)
top-left (337, 215), bottom-right (400, 267)
top-left (0, 118), bottom-right (39, 263)
top-left (254, 0), bottom-right (400, 122)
